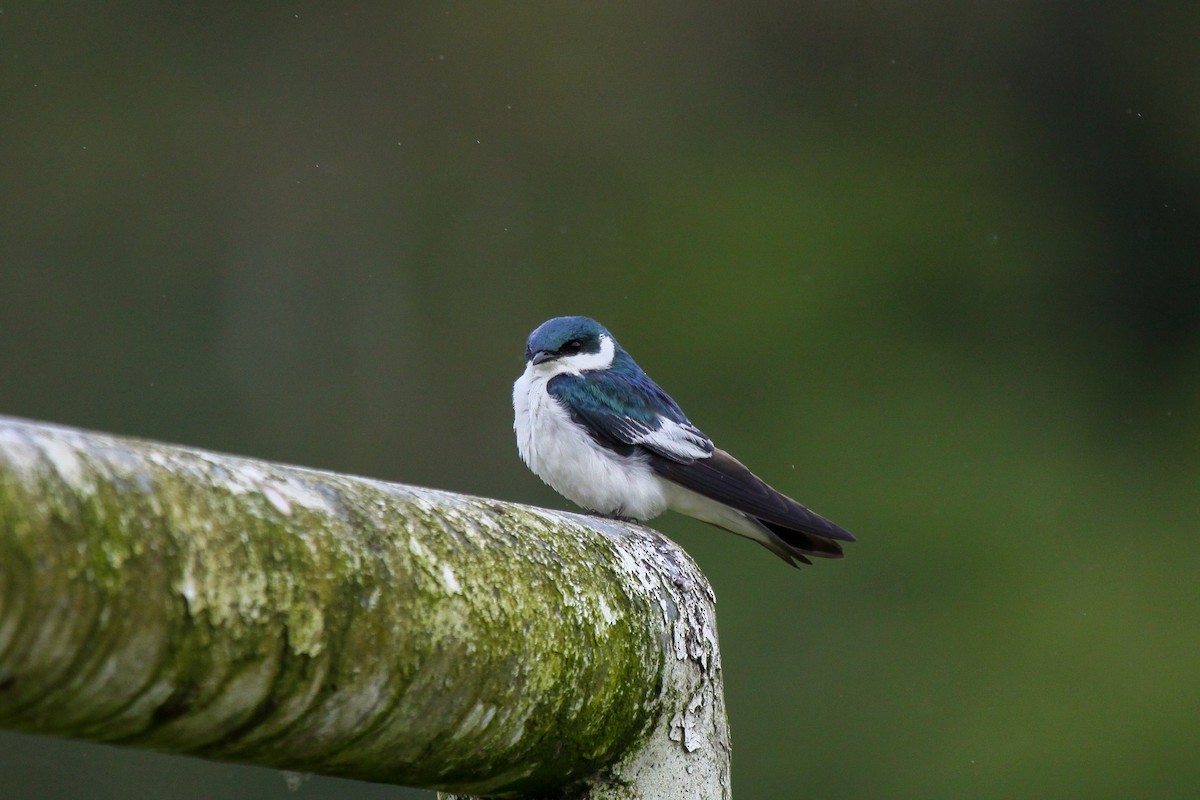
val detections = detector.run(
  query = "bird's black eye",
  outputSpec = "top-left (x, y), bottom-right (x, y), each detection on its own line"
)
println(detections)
top-left (562, 339), bottom-right (583, 353)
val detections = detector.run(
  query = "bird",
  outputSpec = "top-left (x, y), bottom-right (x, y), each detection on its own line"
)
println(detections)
top-left (512, 315), bottom-right (855, 567)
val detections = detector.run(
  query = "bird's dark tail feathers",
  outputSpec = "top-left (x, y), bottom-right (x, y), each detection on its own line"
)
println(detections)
top-left (757, 518), bottom-right (847, 567)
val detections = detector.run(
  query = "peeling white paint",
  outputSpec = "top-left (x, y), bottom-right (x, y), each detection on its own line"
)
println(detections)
top-left (596, 594), bottom-right (617, 626)
top-left (602, 515), bottom-right (731, 799)
top-left (39, 436), bottom-right (87, 489)
top-left (408, 535), bottom-right (432, 561)
top-left (504, 717), bottom-right (528, 749)
top-left (178, 573), bottom-right (197, 607)
top-left (453, 701), bottom-right (497, 739)
top-left (0, 427), bottom-right (42, 488)
top-left (441, 563), bottom-right (461, 595)
top-left (268, 474), bottom-right (336, 514)
top-left (262, 483), bottom-right (293, 516)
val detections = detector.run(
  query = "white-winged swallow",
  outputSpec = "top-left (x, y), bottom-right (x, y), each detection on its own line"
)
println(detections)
top-left (513, 315), bottom-right (855, 567)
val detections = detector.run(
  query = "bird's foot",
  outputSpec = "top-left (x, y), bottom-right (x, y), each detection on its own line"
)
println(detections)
top-left (589, 510), bottom-right (640, 524)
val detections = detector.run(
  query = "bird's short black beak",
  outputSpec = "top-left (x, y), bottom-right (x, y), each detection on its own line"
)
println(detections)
top-left (531, 350), bottom-right (556, 365)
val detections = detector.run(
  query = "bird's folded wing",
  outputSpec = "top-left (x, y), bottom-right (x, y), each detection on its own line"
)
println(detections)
top-left (547, 371), bottom-right (714, 462)
top-left (650, 449), bottom-right (856, 542)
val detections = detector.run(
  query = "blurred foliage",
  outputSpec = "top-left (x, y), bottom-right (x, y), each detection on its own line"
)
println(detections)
top-left (1, 2), bottom-right (1197, 798)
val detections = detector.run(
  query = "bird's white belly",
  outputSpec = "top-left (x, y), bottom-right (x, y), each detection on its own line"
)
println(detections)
top-left (513, 372), bottom-right (668, 519)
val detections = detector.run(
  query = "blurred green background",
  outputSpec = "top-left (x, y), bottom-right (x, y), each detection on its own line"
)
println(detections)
top-left (2, 3), bottom-right (1198, 798)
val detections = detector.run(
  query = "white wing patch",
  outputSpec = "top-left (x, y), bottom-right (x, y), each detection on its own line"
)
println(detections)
top-left (630, 416), bottom-right (712, 462)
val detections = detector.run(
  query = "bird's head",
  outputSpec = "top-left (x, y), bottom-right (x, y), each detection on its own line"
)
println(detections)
top-left (524, 316), bottom-right (616, 375)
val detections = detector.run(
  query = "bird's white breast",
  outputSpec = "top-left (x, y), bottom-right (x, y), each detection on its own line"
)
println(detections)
top-left (512, 364), bottom-right (669, 520)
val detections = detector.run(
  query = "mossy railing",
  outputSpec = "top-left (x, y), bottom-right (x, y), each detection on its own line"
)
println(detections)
top-left (0, 415), bottom-right (729, 799)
